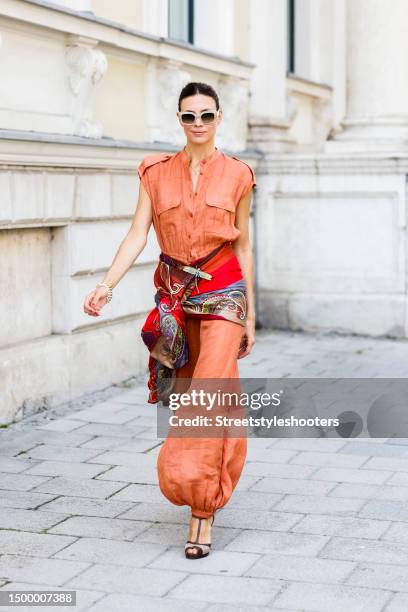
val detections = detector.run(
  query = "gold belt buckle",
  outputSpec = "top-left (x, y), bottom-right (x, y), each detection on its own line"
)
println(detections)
top-left (182, 265), bottom-right (212, 280)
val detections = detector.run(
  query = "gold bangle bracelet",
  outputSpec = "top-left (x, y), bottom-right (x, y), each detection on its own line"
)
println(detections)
top-left (96, 282), bottom-right (113, 302)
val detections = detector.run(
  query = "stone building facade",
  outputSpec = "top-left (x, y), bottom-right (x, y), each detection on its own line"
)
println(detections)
top-left (1, 0), bottom-right (406, 423)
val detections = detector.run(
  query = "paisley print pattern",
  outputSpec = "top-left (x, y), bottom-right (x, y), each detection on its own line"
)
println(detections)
top-left (183, 282), bottom-right (247, 323)
top-left (141, 241), bottom-right (247, 404)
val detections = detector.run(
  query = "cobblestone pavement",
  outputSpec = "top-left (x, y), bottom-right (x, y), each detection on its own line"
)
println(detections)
top-left (1, 328), bottom-right (408, 611)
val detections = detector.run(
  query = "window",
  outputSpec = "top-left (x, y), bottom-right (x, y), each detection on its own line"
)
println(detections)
top-left (168, 0), bottom-right (194, 44)
top-left (287, 0), bottom-right (295, 73)
top-left (287, 0), bottom-right (314, 81)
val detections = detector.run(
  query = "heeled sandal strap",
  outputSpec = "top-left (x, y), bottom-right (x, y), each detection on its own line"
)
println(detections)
top-left (185, 543), bottom-right (211, 555)
top-left (185, 514), bottom-right (214, 558)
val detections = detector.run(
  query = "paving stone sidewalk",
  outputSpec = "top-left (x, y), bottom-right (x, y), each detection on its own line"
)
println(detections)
top-left (1, 328), bottom-right (408, 611)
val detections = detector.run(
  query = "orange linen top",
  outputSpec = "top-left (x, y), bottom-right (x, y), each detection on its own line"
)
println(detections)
top-left (137, 146), bottom-right (256, 264)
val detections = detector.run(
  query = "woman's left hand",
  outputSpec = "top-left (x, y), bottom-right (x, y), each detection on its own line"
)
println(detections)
top-left (238, 316), bottom-right (256, 359)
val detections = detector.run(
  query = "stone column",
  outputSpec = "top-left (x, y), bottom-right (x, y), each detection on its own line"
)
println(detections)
top-left (327, 0), bottom-right (408, 151)
top-left (247, 0), bottom-right (287, 123)
top-left (194, 0), bottom-right (234, 56)
top-left (142, 0), bottom-right (168, 37)
top-left (246, 0), bottom-right (293, 152)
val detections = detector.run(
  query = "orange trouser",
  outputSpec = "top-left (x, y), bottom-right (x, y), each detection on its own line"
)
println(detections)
top-left (156, 316), bottom-right (247, 518)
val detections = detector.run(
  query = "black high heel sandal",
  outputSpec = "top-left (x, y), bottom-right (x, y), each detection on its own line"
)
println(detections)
top-left (185, 514), bottom-right (215, 559)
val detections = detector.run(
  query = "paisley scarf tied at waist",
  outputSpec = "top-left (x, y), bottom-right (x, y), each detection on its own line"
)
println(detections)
top-left (140, 241), bottom-right (247, 404)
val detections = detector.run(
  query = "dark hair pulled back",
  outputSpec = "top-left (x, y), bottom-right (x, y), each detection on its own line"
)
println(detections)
top-left (178, 82), bottom-right (220, 111)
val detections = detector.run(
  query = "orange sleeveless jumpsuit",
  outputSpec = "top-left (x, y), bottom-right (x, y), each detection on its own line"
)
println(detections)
top-left (138, 146), bottom-right (256, 518)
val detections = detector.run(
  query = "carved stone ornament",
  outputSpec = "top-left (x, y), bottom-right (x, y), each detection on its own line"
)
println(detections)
top-left (156, 60), bottom-right (191, 143)
top-left (66, 42), bottom-right (107, 138)
top-left (218, 77), bottom-right (249, 150)
top-left (66, 44), bottom-right (107, 95)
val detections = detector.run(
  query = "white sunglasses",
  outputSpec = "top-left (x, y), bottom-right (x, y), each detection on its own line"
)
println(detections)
top-left (177, 110), bottom-right (220, 125)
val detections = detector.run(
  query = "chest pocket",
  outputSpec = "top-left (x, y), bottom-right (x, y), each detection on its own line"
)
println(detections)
top-left (155, 196), bottom-right (182, 237)
top-left (204, 182), bottom-right (236, 233)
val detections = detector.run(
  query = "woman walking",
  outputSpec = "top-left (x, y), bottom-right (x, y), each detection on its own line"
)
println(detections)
top-left (83, 81), bottom-right (256, 559)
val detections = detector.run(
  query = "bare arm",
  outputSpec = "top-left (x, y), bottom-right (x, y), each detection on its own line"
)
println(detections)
top-left (231, 188), bottom-right (256, 357)
top-left (83, 181), bottom-right (153, 317)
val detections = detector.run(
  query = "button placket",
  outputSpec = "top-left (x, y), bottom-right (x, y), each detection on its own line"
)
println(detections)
top-left (193, 160), bottom-right (207, 196)
top-left (182, 154), bottom-right (214, 262)
top-left (190, 161), bottom-right (207, 221)
top-left (185, 171), bottom-right (194, 241)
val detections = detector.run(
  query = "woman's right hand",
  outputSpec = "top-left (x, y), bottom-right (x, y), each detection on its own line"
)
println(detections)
top-left (83, 286), bottom-right (110, 317)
